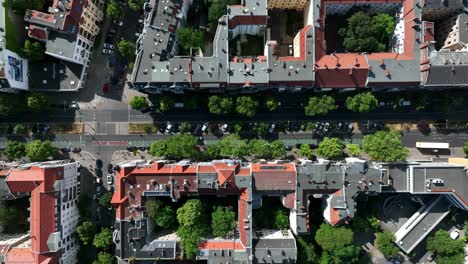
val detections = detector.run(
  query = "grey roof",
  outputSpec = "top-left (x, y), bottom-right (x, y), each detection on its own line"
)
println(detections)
top-left (253, 236), bottom-right (297, 264)
top-left (227, 0), bottom-right (267, 19)
top-left (423, 0), bottom-right (466, 9)
top-left (45, 31), bottom-right (77, 62)
top-left (411, 163), bottom-right (467, 198)
top-left (426, 49), bottom-right (468, 86)
top-left (29, 59), bottom-right (83, 91)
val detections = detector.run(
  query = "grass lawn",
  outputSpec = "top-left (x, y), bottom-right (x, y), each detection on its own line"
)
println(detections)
top-left (4, 7), bottom-right (22, 53)
top-left (129, 123), bottom-right (158, 134)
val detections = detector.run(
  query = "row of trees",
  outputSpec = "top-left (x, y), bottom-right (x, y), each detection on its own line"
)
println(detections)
top-left (3, 140), bottom-right (57, 161)
top-left (0, 93), bottom-right (49, 115)
top-left (76, 220), bottom-right (115, 264)
top-left (304, 93), bottom-right (378, 116)
top-left (208, 96), bottom-right (261, 117)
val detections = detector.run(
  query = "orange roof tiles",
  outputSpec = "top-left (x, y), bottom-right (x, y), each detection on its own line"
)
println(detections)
top-left (198, 241), bottom-right (244, 250)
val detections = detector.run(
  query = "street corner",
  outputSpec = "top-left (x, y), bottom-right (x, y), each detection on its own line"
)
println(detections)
top-left (111, 149), bottom-right (152, 165)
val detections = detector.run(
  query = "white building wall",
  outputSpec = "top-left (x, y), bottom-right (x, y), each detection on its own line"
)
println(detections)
top-left (230, 24), bottom-right (264, 39)
top-left (391, 6), bottom-right (405, 54)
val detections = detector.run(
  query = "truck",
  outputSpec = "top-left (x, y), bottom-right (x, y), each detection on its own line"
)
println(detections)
top-left (415, 142), bottom-right (450, 149)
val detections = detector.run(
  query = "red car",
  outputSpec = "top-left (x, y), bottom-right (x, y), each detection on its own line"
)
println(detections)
top-left (103, 83), bottom-right (109, 93)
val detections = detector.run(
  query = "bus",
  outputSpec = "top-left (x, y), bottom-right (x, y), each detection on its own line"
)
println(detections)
top-left (415, 142), bottom-right (450, 149)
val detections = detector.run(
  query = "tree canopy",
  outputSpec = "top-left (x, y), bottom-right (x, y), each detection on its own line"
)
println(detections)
top-left (128, 0), bottom-right (145, 11)
top-left (211, 206), bottom-right (237, 237)
top-left (149, 135), bottom-right (199, 160)
top-left (99, 192), bottom-right (113, 208)
top-left (248, 139), bottom-right (285, 159)
top-left (93, 228), bottom-right (113, 250)
top-left (297, 236), bottom-right (318, 264)
top-left (21, 40), bottom-right (45, 62)
top-left (3, 141), bottom-right (26, 160)
top-left (176, 27), bottom-right (205, 55)
top-left (26, 140), bottom-right (56, 161)
top-left (236, 96), bottom-right (259, 117)
top-left (362, 131), bottom-right (408, 162)
top-left (0, 94), bottom-right (25, 115)
top-left (339, 12), bottom-right (394, 52)
top-left (13, 124), bottom-right (28, 135)
top-left (6, 0), bottom-right (46, 12)
top-left (346, 144), bottom-right (361, 157)
top-left (304, 96), bottom-right (336, 116)
top-left (464, 142), bottom-right (468, 157)
top-left (129, 96), bottom-right (149, 110)
top-left (206, 0), bottom-right (239, 29)
top-left (77, 220), bottom-right (96, 246)
top-left (299, 144), bottom-right (314, 159)
top-left (315, 223), bottom-right (359, 263)
top-left (177, 199), bottom-right (205, 227)
top-left (274, 209), bottom-right (289, 229)
top-left (26, 93), bottom-right (48, 112)
top-left (427, 230), bottom-right (465, 264)
top-left (93, 252), bottom-right (114, 264)
top-left (346, 92), bottom-right (378, 113)
top-left (156, 205), bottom-right (176, 229)
top-left (375, 231), bottom-right (399, 258)
top-left (265, 97), bottom-right (278, 112)
top-left (117, 39), bottom-right (136, 61)
top-left (317, 137), bottom-right (343, 158)
top-left (177, 199), bottom-right (207, 259)
top-left (0, 201), bottom-right (21, 228)
top-left (158, 96), bottom-right (174, 112)
top-left (208, 96), bottom-right (233, 115)
top-left (106, 0), bottom-right (123, 21)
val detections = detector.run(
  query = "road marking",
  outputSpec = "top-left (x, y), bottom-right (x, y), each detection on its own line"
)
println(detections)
top-left (93, 141), bottom-right (129, 146)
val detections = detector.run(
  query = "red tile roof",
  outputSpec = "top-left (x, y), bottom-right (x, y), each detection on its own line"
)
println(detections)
top-left (198, 240), bottom-right (244, 250)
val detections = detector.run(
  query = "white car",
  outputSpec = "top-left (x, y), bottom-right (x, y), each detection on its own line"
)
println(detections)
top-left (69, 101), bottom-right (79, 110)
top-left (450, 229), bottom-right (460, 240)
top-left (103, 43), bottom-right (114, 49)
top-left (165, 122), bottom-right (173, 134)
top-left (201, 122), bottom-right (208, 133)
top-left (106, 174), bottom-right (113, 185)
top-left (102, 49), bottom-right (113, 55)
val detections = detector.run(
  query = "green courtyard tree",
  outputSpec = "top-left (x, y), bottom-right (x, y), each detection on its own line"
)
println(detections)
top-left (297, 236), bottom-right (318, 264)
top-left (0, 201), bottom-right (20, 228)
top-left (128, 0), bottom-right (145, 11)
top-left (77, 221), bottom-right (96, 246)
top-left (27, 92), bottom-right (48, 112)
top-left (254, 122), bottom-right (269, 136)
top-left (176, 27), bottom-right (205, 55)
top-left (373, 14), bottom-right (396, 44)
top-left (179, 122), bottom-right (193, 133)
top-left (93, 252), bottom-right (114, 264)
top-left (13, 124), bottom-right (28, 135)
top-left (99, 192), bottom-right (112, 208)
top-left (106, 0), bottom-right (123, 21)
top-left (208, 96), bottom-right (233, 114)
top-left (274, 209), bottom-right (289, 229)
top-left (362, 131), bottom-right (408, 162)
top-left (315, 223), bottom-right (359, 263)
top-left (206, 0), bottom-right (239, 29)
top-left (129, 96), bottom-right (149, 110)
top-left (236, 96), bottom-right (258, 117)
top-left (26, 140), bottom-right (56, 161)
top-left (299, 144), bottom-right (314, 159)
top-left (346, 144), bottom-right (361, 157)
top-left (3, 141), bottom-right (26, 160)
top-left (346, 92), bottom-right (378, 113)
top-left (265, 97), bottom-right (278, 112)
top-left (317, 137), bottom-right (343, 158)
top-left (427, 230), bottom-right (465, 264)
top-left (177, 199), bottom-right (207, 259)
top-left (177, 199), bottom-right (205, 227)
top-left (93, 228), bottom-right (113, 250)
top-left (375, 231), bottom-right (399, 258)
top-left (117, 39), bottom-right (136, 61)
top-left (155, 205), bottom-right (176, 229)
top-left (145, 200), bottom-right (162, 219)
top-left (21, 40), bottom-right (45, 62)
top-left (211, 206), bottom-right (237, 237)
top-left (159, 96), bottom-right (174, 112)
top-left (304, 95), bottom-right (336, 116)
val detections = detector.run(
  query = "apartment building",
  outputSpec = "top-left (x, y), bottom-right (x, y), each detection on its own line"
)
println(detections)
top-left (23, 0), bottom-right (104, 91)
top-left (111, 158), bottom-right (468, 263)
top-left (1, 160), bottom-right (81, 264)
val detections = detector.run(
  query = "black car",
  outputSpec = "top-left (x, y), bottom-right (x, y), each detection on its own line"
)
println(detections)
top-left (94, 168), bottom-right (103, 178)
top-left (107, 164), bottom-right (114, 173)
top-left (61, 146), bottom-right (71, 153)
top-left (72, 147), bottom-right (81, 153)
top-left (96, 159), bottom-right (103, 169)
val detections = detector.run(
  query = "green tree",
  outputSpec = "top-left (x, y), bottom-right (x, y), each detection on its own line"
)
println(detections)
top-left (211, 206), bottom-right (237, 237)
top-left (177, 199), bottom-right (207, 259)
top-left (362, 131), bottom-right (408, 162)
top-left (317, 137), bottom-right (343, 158)
top-left (464, 142), bottom-right (468, 157)
top-left (117, 39), bottom-right (136, 61)
top-left (346, 144), bottom-right (361, 157)
top-left (13, 124), bottom-right (28, 135)
top-left (208, 96), bottom-right (232, 115)
top-left (129, 96), bottom-right (149, 110)
top-left (0, 94), bottom-right (25, 115)
top-left (159, 96), bottom-right (174, 112)
top-left (78, 194), bottom-right (92, 219)
top-left (128, 0), bottom-right (145, 11)
top-left (145, 200), bottom-right (162, 219)
top-left (274, 209), bottom-right (289, 229)
top-left (254, 122), bottom-right (269, 136)
top-left (149, 135), bottom-right (199, 160)
top-left (106, 0), bottom-right (123, 21)
top-left (346, 92), bottom-right (378, 113)
top-left (177, 224), bottom-right (206, 260)
top-left (206, 0), bottom-right (239, 29)
top-left (176, 27), bottom-right (205, 55)
top-left (304, 96), bottom-right (336, 116)
top-left (20, 40), bottom-right (44, 62)
top-left (368, 216), bottom-right (381, 231)
top-left (270, 140), bottom-right (286, 159)
top-left (305, 122), bottom-right (316, 131)
top-left (375, 231), bottom-right (399, 258)
top-left (155, 205), bottom-right (176, 229)
top-left (315, 223), bottom-right (359, 263)
top-left (99, 192), bottom-right (112, 208)
top-left (373, 14), bottom-right (396, 43)
top-left (265, 97), bottom-right (278, 112)
top-left (183, 96), bottom-right (198, 110)
top-left (3, 141), bottom-right (26, 160)
top-left (427, 230), bottom-right (464, 264)
top-left (93, 228), bottom-right (113, 250)
top-left (177, 199), bottom-right (205, 227)
top-left (297, 236), bottom-right (318, 264)
top-left (236, 96), bottom-right (258, 117)
top-left (248, 139), bottom-right (271, 159)
top-left (0, 201), bottom-right (20, 227)
top-left (6, 0), bottom-right (46, 12)
top-left (179, 122), bottom-right (193, 133)
top-left (232, 122), bottom-right (243, 134)
top-left (27, 92), bottom-right (48, 112)
top-left (26, 140), bottom-right (56, 161)
top-left (93, 252), bottom-right (114, 264)
top-left (299, 144), bottom-right (314, 159)
top-left (76, 221), bottom-right (96, 246)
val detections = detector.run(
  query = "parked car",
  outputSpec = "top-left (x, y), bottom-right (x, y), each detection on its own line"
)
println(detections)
top-left (221, 123), bottom-right (229, 133)
top-left (94, 168), bottom-right (102, 178)
top-left (96, 185), bottom-right (102, 196)
top-left (107, 164), bottom-right (114, 173)
top-left (72, 147), bottom-right (81, 153)
top-left (107, 174), bottom-right (113, 185)
top-left (193, 124), bottom-right (202, 134)
top-left (201, 122), bottom-right (208, 133)
top-left (103, 43), bottom-right (114, 49)
top-left (96, 159), bottom-right (103, 169)
top-left (69, 101), bottom-right (79, 110)
top-left (165, 122), bottom-right (173, 134)
top-left (102, 49), bottom-right (113, 55)
top-left (285, 145), bottom-right (292, 151)
top-left (61, 146), bottom-right (71, 153)
top-left (426, 253), bottom-right (434, 262)
top-left (269, 123), bottom-right (276, 133)
top-left (450, 229), bottom-right (460, 240)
